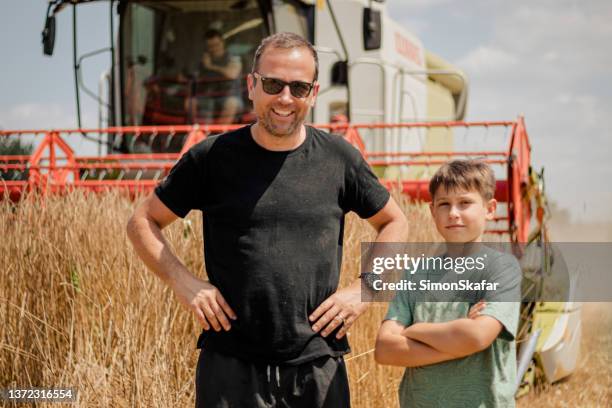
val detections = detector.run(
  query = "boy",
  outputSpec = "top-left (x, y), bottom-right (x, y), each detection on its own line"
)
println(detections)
top-left (374, 160), bottom-right (521, 408)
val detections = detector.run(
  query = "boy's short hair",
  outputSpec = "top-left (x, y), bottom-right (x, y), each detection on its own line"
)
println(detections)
top-left (429, 159), bottom-right (496, 200)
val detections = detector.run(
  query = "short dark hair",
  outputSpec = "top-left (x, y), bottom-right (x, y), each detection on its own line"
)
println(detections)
top-left (252, 32), bottom-right (319, 81)
top-left (204, 29), bottom-right (223, 40)
top-left (429, 160), bottom-right (496, 201)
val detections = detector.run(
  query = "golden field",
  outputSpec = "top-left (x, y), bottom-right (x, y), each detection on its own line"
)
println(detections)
top-left (1, 191), bottom-right (609, 407)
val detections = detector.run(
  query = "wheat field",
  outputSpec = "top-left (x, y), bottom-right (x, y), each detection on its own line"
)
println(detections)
top-left (0, 191), bottom-right (434, 407)
top-left (2, 191), bottom-right (608, 407)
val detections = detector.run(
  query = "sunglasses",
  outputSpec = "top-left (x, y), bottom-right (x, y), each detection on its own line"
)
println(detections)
top-left (252, 72), bottom-right (315, 98)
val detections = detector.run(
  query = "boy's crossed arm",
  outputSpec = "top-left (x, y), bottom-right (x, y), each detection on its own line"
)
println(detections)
top-left (375, 319), bottom-right (459, 367)
top-left (401, 314), bottom-right (502, 359)
top-left (375, 301), bottom-right (503, 366)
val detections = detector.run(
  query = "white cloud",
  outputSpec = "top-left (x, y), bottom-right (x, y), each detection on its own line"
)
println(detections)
top-left (0, 103), bottom-right (101, 156)
top-left (456, 46), bottom-right (518, 75)
top-left (554, 93), bottom-right (572, 104)
top-left (0, 102), bottom-right (95, 130)
top-left (494, 3), bottom-right (612, 76)
top-left (573, 94), bottom-right (609, 129)
top-left (542, 51), bottom-right (559, 62)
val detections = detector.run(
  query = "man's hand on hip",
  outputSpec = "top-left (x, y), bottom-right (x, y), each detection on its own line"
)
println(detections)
top-left (309, 283), bottom-right (369, 339)
top-left (173, 276), bottom-right (237, 332)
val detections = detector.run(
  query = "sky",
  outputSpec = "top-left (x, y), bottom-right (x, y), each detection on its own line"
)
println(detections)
top-left (386, 0), bottom-right (612, 223)
top-left (1, 0), bottom-right (610, 222)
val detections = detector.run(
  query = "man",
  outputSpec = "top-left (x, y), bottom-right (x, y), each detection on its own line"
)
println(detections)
top-left (127, 32), bottom-right (407, 407)
top-left (189, 29), bottom-right (243, 123)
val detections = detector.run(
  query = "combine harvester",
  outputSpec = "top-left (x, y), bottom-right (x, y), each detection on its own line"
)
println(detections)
top-left (1, 0), bottom-right (580, 396)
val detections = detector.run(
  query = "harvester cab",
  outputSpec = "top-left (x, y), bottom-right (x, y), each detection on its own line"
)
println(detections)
top-left (37, 0), bottom-right (467, 155)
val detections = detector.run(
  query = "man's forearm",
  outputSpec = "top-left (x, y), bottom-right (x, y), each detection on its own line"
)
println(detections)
top-left (360, 211), bottom-right (409, 292)
top-left (375, 332), bottom-right (458, 367)
top-left (127, 215), bottom-right (194, 288)
top-left (402, 320), bottom-right (485, 357)
top-left (127, 210), bottom-right (237, 331)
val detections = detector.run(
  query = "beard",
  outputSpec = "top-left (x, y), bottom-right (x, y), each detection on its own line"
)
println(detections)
top-left (258, 108), bottom-right (306, 138)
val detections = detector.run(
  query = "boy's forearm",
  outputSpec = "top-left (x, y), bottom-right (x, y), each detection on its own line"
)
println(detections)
top-left (402, 320), bottom-right (485, 357)
top-left (375, 332), bottom-right (458, 367)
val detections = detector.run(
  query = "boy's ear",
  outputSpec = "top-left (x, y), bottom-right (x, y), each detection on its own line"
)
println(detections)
top-left (485, 198), bottom-right (497, 220)
top-left (429, 201), bottom-right (435, 217)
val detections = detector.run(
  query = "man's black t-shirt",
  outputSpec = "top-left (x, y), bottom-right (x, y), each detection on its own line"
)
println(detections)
top-left (155, 124), bottom-right (390, 365)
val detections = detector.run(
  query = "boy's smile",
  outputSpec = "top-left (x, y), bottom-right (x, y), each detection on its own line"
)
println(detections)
top-left (430, 187), bottom-right (497, 243)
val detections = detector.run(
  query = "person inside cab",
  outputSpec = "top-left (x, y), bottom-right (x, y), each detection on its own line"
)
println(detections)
top-left (189, 29), bottom-right (243, 124)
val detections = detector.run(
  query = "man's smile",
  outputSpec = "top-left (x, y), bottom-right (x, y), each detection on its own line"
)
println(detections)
top-left (271, 108), bottom-right (294, 118)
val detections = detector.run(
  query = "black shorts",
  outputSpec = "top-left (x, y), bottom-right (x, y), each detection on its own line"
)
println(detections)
top-left (195, 349), bottom-right (351, 408)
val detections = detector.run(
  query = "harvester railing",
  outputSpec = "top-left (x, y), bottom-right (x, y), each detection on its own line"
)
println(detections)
top-left (0, 118), bottom-right (532, 242)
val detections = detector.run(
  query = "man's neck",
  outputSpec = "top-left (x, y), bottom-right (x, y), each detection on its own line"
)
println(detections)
top-left (250, 123), bottom-right (307, 152)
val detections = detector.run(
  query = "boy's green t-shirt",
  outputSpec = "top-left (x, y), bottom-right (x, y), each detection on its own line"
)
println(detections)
top-left (384, 247), bottom-right (521, 408)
